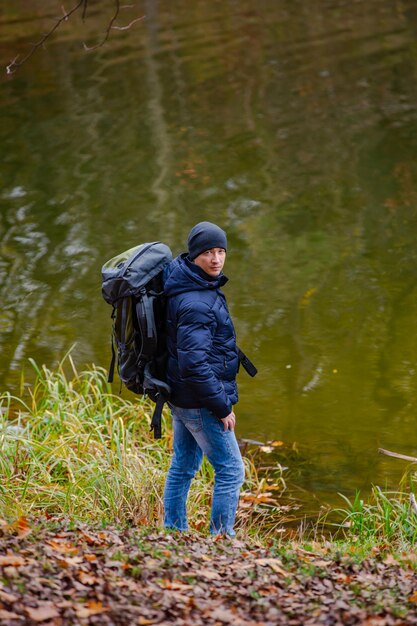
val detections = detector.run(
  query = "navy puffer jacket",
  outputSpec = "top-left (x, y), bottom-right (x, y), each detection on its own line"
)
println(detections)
top-left (164, 253), bottom-right (239, 419)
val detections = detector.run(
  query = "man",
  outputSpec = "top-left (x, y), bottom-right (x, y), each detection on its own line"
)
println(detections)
top-left (163, 221), bottom-right (245, 536)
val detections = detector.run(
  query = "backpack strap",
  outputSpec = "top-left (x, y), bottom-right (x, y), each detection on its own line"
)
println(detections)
top-left (121, 298), bottom-right (128, 347)
top-left (237, 347), bottom-right (258, 377)
top-left (142, 291), bottom-right (156, 339)
top-left (135, 295), bottom-right (157, 358)
top-left (108, 337), bottom-right (116, 383)
top-left (108, 306), bottom-right (117, 383)
top-left (144, 363), bottom-right (171, 439)
top-left (150, 393), bottom-right (165, 439)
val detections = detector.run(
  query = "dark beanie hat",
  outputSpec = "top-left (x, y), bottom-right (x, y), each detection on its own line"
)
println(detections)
top-left (187, 221), bottom-right (227, 260)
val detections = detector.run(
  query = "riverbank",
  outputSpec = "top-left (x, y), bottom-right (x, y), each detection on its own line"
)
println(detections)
top-left (1, 358), bottom-right (417, 542)
top-left (1, 359), bottom-right (417, 624)
top-left (0, 358), bottom-right (289, 536)
top-left (0, 519), bottom-right (417, 625)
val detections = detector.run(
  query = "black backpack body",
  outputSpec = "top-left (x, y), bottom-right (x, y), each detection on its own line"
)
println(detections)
top-left (101, 242), bottom-right (173, 438)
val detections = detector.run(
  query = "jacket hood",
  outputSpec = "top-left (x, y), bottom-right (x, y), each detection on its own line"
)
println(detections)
top-left (164, 253), bottom-right (228, 297)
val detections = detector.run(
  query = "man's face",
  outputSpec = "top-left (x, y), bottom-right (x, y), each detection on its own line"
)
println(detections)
top-left (193, 248), bottom-right (226, 277)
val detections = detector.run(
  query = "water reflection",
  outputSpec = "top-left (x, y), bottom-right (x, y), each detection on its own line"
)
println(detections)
top-left (1, 0), bottom-right (417, 508)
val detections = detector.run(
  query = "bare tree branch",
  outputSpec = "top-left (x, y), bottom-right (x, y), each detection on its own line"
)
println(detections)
top-left (6, 0), bottom-right (85, 75)
top-left (81, 0), bottom-right (88, 21)
top-left (6, 0), bottom-right (145, 75)
top-left (378, 447), bottom-right (417, 463)
top-left (112, 15), bottom-right (145, 31)
top-left (82, 0), bottom-right (120, 52)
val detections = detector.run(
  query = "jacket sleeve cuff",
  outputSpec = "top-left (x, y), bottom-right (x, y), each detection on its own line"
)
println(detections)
top-left (214, 403), bottom-right (233, 420)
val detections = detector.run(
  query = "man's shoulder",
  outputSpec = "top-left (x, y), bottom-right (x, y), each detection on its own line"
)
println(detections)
top-left (175, 289), bottom-right (219, 315)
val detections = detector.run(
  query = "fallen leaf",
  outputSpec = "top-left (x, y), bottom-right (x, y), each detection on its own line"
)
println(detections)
top-left (142, 558), bottom-right (160, 568)
top-left (161, 550), bottom-right (171, 557)
top-left (229, 560), bottom-right (252, 571)
top-left (159, 580), bottom-right (193, 590)
top-left (25, 605), bottom-right (60, 622)
top-left (57, 556), bottom-right (83, 568)
top-left (105, 559), bottom-right (124, 568)
top-left (98, 531), bottom-right (111, 542)
top-left (200, 568), bottom-right (222, 580)
top-left (77, 571), bottom-right (98, 585)
top-left (312, 559), bottom-right (331, 567)
top-left (185, 567), bottom-right (221, 581)
top-left (2, 566), bottom-right (19, 579)
top-left (192, 518), bottom-right (206, 531)
top-left (47, 539), bottom-right (78, 555)
top-left (54, 601), bottom-right (73, 609)
top-left (383, 554), bottom-right (398, 566)
top-left (213, 534), bottom-right (224, 543)
top-left (255, 558), bottom-right (289, 576)
top-left (258, 585), bottom-right (280, 596)
top-left (0, 589), bottom-right (18, 603)
top-left (0, 555), bottom-right (25, 567)
top-left (409, 591), bottom-right (417, 603)
top-left (16, 517), bottom-right (32, 538)
top-left (210, 607), bottom-right (237, 622)
top-left (80, 531), bottom-right (97, 544)
top-left (75, 600), bottom-right (109, 618)
top-left (240, 493), bottom-right (276, 504)
top-left (5, 517), bottom-right (32, 538)
top-left (0, 609), bottom-right (23, 620)
top-left (336, 573), bottom-right (354, 583)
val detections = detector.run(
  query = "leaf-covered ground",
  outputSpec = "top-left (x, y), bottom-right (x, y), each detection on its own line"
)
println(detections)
top-left (0, 520), bottom-right (417, 626)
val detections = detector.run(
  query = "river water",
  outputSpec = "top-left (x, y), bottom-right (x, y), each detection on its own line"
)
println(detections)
top-left (1, 0), bottom-right (417, 513)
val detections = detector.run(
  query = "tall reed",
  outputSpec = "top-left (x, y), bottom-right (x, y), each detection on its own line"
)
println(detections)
top-left (333, 475), bottom-right (417, 547)
top-left (0, 356), bottom-right (285, 535)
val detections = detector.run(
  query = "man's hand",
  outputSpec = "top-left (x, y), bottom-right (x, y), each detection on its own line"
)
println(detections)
top-left (221, 411), bottom-right (236, 431)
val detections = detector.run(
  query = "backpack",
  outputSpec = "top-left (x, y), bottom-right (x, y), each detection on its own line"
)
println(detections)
top-left (101, 242), bottom-right (173, 438)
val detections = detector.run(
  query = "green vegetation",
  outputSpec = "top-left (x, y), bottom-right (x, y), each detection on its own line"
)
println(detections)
top-left (331, 480), bottom-right (417, 549)
top-left (0, 356), bottom-right (285, 535)
top-left (1, 356), bottom-right (417, 554)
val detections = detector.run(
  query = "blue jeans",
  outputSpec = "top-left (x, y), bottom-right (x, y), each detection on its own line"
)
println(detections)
top-left (163, 405), bottom-right (245, 536)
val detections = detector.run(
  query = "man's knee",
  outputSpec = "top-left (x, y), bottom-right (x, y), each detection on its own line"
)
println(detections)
top-left (169, 457), bottom-right (202, 481)
top-left (237, 459), bottom-right (245, 486)
top-left (215, 458), bottom-right (245, 488)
